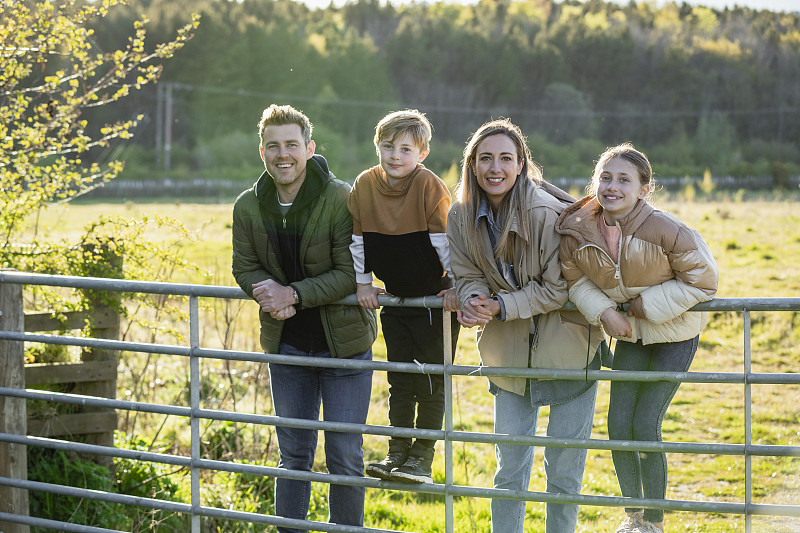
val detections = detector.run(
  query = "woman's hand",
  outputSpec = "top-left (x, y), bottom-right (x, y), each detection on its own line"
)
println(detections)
top-left (458, 294), bottom-right (498, 328)
top-left (356, 283), bottom-right (385, 309)
top-left (600, 307), bottom-right (632, 338)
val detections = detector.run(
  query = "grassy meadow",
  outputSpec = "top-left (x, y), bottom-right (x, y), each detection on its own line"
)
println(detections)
top-left (25, 188), bottom-right (800, 532)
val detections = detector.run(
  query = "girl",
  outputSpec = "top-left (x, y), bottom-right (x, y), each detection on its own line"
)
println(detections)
top-left (555, 143), bottom-right (719, 532)
top-left (447, 119), bottom-right (603, 533)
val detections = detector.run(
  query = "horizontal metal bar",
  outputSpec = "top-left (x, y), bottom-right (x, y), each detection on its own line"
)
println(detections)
top-left (0, 330), bottom-right (190, 356)
top-left (0, 511), bottom-right (125, 533)
top-left (3, 271), bottom-right (800, 311)
top-left (5, 330), bottom-right (799, 385)
top-left (0, 433), bottom-right (191, 468)
top-left (0, 386), bottom-right (192, 417)
top-left (6, 396), bottom-right (800, 457)
top-left (194, 504), bottom-right (410, 533)
top-left (6, 468), bottom-right (800, 521)
top-left (2, 438), bottom-right (799, 520)
top-left (0, 476), bottom-right (191, 514)
top-left (0, 271), bottom-right (247, 299)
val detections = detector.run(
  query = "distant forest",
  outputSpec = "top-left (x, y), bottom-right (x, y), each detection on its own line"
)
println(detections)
top-left (88, 0), bottom-right (800, 184)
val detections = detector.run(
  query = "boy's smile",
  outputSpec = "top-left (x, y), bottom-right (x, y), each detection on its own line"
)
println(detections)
top-left (378, 131), bottom-right (429, 187)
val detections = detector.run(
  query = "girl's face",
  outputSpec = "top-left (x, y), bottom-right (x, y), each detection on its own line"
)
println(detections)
top-left (472, 134), bottom-right (523, 213)
top-left (595, 156), bottom-right (649, 224)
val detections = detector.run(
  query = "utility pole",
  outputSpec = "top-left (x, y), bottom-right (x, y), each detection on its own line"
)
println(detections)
top-left (164, 82), bottom-right (173, 172)
top-left (155, 83), bottom-right (164, 165)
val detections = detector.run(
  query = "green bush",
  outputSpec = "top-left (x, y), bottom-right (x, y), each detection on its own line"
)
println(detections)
top-left (27, 433), bottom-right (189, 532)
top-left (202, 467), bottom-right (275, 532)
top-left (114, 433), bottom-right (189, 531)
top-left (28, 448), bottom-right (129, 531)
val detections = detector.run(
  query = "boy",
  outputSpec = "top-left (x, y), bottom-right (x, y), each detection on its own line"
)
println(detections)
top-left (348, 109), bottom-right (459, 484)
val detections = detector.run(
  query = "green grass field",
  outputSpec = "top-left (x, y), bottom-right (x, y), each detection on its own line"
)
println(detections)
top-left (25, 191), bottom-right (800, 532)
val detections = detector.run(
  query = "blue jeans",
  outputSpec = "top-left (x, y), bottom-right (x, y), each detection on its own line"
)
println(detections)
top-left (268, 343), bottom-right (373, 533)
top-left (491, 382), bottom-right (598, 533)
top-left (608, 336), bottom-right (698, 524)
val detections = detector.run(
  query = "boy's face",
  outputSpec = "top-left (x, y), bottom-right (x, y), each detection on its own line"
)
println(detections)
top-left (259, 124), bottom-right (315, 194)
top-left (377, 131), bottom-right (428, 185)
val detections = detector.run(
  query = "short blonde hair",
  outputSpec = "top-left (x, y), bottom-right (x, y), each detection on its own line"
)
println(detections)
top-left (258, 104), bottom-right (313, 147)
top-left (373, 109), bottom-right (432, 152)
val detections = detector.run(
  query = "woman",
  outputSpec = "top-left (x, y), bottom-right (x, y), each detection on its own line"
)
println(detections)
top-left (447, 118), bottom-right (603, 533)
top-left (556, 143), bottom-right (718, 532)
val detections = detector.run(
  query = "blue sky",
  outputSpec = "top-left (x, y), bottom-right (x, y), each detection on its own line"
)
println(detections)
top-left (296, 0), bottom-right (799, 14)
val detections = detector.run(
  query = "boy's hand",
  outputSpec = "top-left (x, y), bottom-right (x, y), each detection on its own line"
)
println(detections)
top-left (270, 305), bottom-right (297, 321)
top-left (357, 283), bottom-right (385, 309)
top-left (438, 288), bottom-right (459, 312)
top-left (600, 307), bottom-right (632, 338)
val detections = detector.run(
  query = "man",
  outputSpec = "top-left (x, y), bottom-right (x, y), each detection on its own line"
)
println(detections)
top-left (232, 104), bottom-right (377, 532)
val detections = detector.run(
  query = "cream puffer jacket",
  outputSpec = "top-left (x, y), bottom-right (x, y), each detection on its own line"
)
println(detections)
top-left (556, 196), bottom-right (718, 345)
top-left (448, 183), bottom-right (602, 395)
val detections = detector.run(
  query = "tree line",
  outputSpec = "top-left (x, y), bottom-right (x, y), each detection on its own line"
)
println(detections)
top-left (89, 0), bottom-right (800, 184)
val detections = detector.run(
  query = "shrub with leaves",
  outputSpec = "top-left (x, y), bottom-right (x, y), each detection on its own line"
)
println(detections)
top-left (0, 0), bottom-right (200, 328)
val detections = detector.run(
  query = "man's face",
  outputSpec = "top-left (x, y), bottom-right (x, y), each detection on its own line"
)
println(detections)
top-left (259, 124), bottom-right (315, 194)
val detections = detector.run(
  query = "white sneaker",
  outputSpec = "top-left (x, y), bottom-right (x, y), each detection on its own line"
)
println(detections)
top-left (615, 512), bottom-right (644, 533)
top-left (636, 521), bottom-right (664, 533)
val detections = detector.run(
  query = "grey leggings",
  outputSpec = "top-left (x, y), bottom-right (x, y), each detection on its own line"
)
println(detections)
top-left (607, 336), bottom-right (699, 524)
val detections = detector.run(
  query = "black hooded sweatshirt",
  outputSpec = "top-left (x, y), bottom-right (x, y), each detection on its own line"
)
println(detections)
top-left (255, 154), bottom-right (331, 353)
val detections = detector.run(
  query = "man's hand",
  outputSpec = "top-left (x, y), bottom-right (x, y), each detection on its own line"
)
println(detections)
top-left (252, 279), bottom-right (295, 313)
top-left (356, 283), bottom-right (386, 309)
top-left (600, 307), bottom-right (632, 338)
top-left (270, 305), bottom-right (297, 321)
top-left (438, 288), bottom-right (459, 312)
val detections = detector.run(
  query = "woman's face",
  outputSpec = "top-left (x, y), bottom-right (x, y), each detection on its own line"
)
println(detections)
top-left (472, 134), bottom-right (523, 212)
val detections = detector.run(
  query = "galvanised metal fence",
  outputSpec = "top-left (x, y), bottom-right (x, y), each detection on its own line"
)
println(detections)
top-left (0, 271), bottom-right (799, 532)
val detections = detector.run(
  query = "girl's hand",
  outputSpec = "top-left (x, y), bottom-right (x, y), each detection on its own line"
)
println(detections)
top-left (356, 283), bottom-right (385, 309)
top-left (600, 307), bottom-right (632, 338)
top-left (627, 296), bottom-right (647, 319)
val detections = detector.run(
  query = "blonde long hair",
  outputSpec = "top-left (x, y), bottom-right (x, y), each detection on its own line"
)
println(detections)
top-left (454, 118), bottom-right (542, 274)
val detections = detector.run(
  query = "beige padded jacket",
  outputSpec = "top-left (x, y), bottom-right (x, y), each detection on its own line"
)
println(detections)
top-left (448, 184), bottom-right (602, 395)
top-left (556, 196), bottom-right (718, 345)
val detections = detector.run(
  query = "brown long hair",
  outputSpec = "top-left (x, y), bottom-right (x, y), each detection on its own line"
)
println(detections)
top-left (454, 118), bottom-right (543, 273)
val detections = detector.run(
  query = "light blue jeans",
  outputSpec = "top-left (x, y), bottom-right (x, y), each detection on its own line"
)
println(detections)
top-left (269, 343), bottom-right (373, 533)
top-left (491, 382), bottom-right (597, 533)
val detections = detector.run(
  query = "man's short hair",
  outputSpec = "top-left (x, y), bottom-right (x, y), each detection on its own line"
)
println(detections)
top-left (374, 109), bottom-right (432, 152)
top-left (258, 104), bottom-right (313, 146)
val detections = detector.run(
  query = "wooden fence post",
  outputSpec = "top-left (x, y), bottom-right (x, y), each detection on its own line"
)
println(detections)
top-left (77, 244), bottom-right (121, 454)
top-left (0, 273), bottom-right (31, 533)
